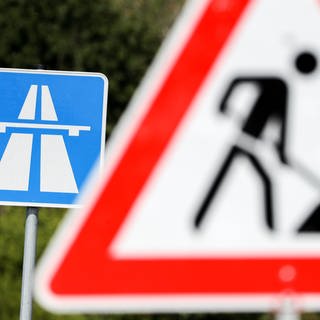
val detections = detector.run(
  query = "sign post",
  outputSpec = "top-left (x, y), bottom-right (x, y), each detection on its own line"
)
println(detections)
top-left (275, 298), bottom-right (300, 320)
top-left (19, 207), bottom-right (39, 320)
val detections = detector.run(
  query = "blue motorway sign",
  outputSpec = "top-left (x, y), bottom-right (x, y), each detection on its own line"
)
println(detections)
top-left (0, 68), bottom-right (108, 207)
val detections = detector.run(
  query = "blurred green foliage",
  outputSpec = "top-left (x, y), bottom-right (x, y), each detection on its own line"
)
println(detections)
top-left (0, 0), bottom-right (319, 319)
top-left (0, 0), bottom-right (183, 134)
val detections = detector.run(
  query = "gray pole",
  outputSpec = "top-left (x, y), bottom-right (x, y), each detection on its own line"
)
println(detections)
top-left (19, 207), bottom-right (39, 320)
top-left (275, 297), bottom-right (300, 320)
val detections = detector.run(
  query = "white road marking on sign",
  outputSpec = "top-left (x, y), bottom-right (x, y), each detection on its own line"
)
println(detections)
top-left (0, 84), bottom-right (90, 193)
top-left (0, 133), bottom-right (33, 190)
top-left (41, 85), bottom-right (58, 121)
top-left (18, 85), bottom-right (37, 120)
top-left (40, 134), bottom-right (78, 193)
top-left (0, 122), bottom-right (91, 135)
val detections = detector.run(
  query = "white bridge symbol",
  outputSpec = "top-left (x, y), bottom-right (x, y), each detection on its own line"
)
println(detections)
top-left (0, 85), bottom-right (90, 193)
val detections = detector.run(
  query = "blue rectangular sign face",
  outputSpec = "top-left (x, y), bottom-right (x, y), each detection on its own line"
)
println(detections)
top-left (0, 69), bottom-right (108, 207)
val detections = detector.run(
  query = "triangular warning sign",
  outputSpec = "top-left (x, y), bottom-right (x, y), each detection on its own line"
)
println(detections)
top-left (35, 0), bottom-right (320, 313)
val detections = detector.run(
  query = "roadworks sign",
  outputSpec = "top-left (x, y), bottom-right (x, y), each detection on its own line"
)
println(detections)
top-left (35, 0), bottom-right (320, 313)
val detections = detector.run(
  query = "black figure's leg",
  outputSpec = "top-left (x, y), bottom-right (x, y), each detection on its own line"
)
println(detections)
top-left (194, 146), bottom-right (239, 229)
top-left (194, 147), bottom-right (274, 231)
top-left (298, 203), bottom-right (320, 232)
top-left (245, 151), bottom-right (274, 230)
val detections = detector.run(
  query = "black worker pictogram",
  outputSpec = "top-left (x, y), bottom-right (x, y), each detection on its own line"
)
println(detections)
top-left (194, 51), bottom-right (319, 232)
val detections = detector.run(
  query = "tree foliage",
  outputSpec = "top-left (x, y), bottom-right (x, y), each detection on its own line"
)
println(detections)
top-left (0, 0), bottom-right (182, 133)
top-left (0, 0), bottom-right (319, 319)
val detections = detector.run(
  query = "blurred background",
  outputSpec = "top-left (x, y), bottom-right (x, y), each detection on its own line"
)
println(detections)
top-left (0, 1), bottom-right (318, 319)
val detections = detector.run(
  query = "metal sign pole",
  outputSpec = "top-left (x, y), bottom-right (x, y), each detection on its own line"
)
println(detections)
top-left (276, 310), bottom-right (300, 320)
top-left (19, 64), bottom-right (42, 320)
top-left (275, 297), bottom-right (300, 320)
top-left (19, 207), bottom-right (39, 320)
